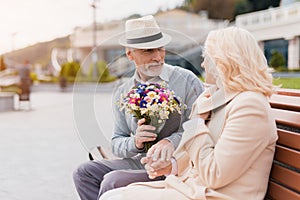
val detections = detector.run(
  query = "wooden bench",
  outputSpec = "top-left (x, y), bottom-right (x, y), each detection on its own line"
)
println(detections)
top-left (265, 89), bottom-right (300, 199)
top-left (89, 88), bottom-right (300, 199)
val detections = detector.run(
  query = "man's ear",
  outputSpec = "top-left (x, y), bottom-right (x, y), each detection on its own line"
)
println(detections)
top-left (126, 49), bottom-right (134, 61)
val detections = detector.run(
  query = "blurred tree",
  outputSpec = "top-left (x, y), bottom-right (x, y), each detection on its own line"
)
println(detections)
top-left (0, 55), bottom-right (7, 71)
top-left (248, 0), bottom-right (280, 11)
top-left (234, 0), bottom-right (253, 16)
top-left (184, 0), bottom-right (235, 20)
top-left (184, 0), bottom-right (280, 20)
top-left (270, 50), bottom-right (286, 70)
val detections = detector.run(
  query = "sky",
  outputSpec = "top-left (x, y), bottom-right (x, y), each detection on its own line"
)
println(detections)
top-left (0, 0), bottom-right (184, 54)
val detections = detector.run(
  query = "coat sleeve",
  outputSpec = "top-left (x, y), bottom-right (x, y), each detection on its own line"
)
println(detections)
top-left (184, 93), bottom-right (275, 189)
top-left (174, 118), bottom-right (211, 176)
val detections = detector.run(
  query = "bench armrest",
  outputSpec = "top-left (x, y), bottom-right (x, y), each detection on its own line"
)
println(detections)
top-left (89, 146), bottom-right (120, 161)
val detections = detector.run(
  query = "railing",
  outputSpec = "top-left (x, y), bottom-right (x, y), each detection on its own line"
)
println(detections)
top-left (236, 2), bottom-right (300, 28)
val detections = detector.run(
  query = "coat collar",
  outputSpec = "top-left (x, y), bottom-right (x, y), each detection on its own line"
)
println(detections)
top-left (190, 85), bottom-right (240, 118)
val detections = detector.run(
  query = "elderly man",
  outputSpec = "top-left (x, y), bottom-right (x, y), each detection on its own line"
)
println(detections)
top-left (73, 15), bottom-right (204, 200)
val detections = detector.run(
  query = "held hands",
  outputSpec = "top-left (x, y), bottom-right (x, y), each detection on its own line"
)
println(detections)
top-left (141, 156), bottom-right (172, 179)
top-left (135, 118), bottom-right (157, 149)
top-left (147, 139), bottom-right (175, 161)
top-left (141, 139), bottom-right (175, 179)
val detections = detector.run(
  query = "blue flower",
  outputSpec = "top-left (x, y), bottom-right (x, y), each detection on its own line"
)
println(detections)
top-left (140, 100), bottom-right (147, 108)
top-left (137, 88), bottom-right (144, 94)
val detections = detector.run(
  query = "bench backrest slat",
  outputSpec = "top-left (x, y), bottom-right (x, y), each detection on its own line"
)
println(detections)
top-left (266, 181), bottom-right (300, 199)
top-left (277, 88), bottom-right (300, 97)
top-left (277, 129), bottom-right (300, 151)
top-left (269, 164), bottom-right (300, 192)
top-left (270, 94), bottom-right (300, 112)
top-left (275, 145), bottom-right (300, 169)
top-left (272, 109), bottom-right (300, 129)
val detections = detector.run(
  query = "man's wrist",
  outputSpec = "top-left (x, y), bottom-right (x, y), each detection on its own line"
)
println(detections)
top-left (132, 136), bottom-right (145, 152)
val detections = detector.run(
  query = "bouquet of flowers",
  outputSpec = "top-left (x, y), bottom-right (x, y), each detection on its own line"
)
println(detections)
top-left (118, 82), bottom-right (186, 151)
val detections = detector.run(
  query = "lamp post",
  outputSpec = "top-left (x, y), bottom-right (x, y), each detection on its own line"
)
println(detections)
top-left (91, 0), bottom-right (99, 79)
top-left (11, 32), bottom-right (17, 52)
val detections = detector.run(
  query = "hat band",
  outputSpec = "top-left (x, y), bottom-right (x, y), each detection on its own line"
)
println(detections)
top-left (126, 32), bottom-right (163, 44)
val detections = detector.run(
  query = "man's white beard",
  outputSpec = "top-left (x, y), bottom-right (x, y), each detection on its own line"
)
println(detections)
top-left (138, 62), bottom-right (164, 78)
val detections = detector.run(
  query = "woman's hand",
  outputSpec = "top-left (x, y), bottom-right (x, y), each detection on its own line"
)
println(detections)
top-left (192, 93), bottom-right (211, 121)
top-left (198, 112), bottom-right (211, 120)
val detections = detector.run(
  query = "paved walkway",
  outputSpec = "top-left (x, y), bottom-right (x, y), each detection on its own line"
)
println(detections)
top-left (0, 86), bottom-right (114, 200)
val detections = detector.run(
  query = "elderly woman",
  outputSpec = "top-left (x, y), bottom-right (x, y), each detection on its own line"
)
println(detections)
top-left (100, 27), bottom-right (278, 200)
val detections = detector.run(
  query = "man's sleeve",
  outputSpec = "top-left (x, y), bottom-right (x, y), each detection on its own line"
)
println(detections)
top-left (165, 77), bottom-right (204, 148)
top-left (110, 87), bottom-right (145, 158)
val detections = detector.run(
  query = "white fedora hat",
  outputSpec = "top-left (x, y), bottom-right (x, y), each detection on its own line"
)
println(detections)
top-left (119, 15), bottom-right (171, 49)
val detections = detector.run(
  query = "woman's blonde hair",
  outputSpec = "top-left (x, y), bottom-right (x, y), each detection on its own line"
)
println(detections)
top-left (204, 27), bottom-right (275, 97)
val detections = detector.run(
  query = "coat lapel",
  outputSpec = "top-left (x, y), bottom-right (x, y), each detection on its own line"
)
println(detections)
top-left (186, 86), bottom-right (240, 143)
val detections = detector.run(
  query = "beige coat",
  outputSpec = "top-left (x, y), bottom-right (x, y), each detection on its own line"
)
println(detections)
top-left (101, 87), bottom-right (278, 200)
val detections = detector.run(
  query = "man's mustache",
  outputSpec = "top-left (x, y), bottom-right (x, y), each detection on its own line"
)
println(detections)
top-left (144, 62), bottom-right (164, 69)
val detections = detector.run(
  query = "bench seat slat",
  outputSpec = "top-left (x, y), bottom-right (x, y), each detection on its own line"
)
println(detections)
top-left (269, 164), bottom-right (300, 192)
top-left (277, 129), bottom-right (300, 151)
top-left (266, 181), bottom-right (300, 200)
top-left (275, 145), bottom-right (300, 169)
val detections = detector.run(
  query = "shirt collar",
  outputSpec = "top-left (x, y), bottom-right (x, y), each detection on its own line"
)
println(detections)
top-left (134, 64), bottom-right (170, 84)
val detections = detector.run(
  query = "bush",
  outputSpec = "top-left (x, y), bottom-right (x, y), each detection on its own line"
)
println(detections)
top-left (60, 61), bottom-right (81, 82)
top-left (269, 50), bottom-right (286, 70)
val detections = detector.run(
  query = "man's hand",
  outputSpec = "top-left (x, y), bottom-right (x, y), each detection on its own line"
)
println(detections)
top-left (135, 118), bottom-right (157, 149)
top-left (147, 139), bottom-right (175, 161)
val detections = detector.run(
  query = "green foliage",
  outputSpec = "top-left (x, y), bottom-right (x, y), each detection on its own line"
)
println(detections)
top-left (269, 50), bottom-right (286, 70)
top-left (0, 55), bottom-right (7, 71)
top-left (88, 60), bottom-right (117, 82)
top-left (184, 0), bottom-right (280, 20)
top-left (60, 61), bottom-right (81, 81)
top-left (274, 66), bottom-right (288, 72)
top-left (249, 0), bottom-right (280, 12)
top-left (234, 0), bottom-right (253, 16)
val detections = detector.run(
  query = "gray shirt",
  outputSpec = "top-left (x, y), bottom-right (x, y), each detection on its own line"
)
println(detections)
top-left (111, 64), bottom-right (204, 158)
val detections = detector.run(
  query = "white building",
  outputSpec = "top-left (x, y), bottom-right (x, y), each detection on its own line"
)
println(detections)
top-left (236, 2), bottom-right (300, 70)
